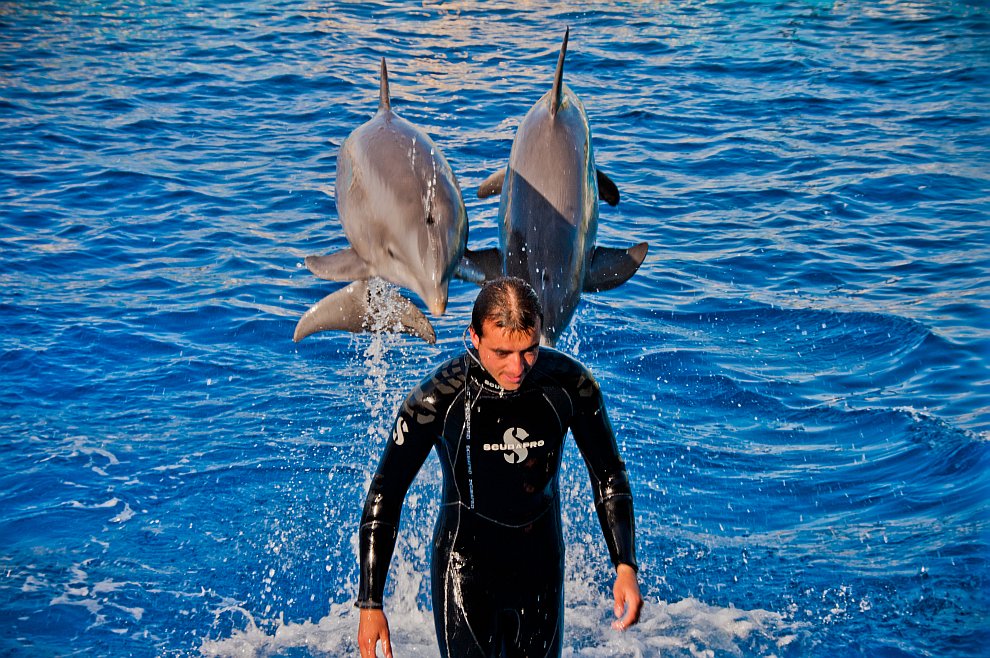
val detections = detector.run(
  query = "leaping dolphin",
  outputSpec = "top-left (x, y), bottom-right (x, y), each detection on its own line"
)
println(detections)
top-left (462, 29), bottom-right (649, 346)
top-left (294, 59), bottom-right (470, 344)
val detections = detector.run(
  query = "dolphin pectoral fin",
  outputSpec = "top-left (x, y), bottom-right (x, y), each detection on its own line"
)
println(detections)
top-left (477, 169), bottom-right (506, 199)
top-left (304, 249), bottom-right (373, 281)
top-left (396, 300), bottom-right (437, 343)
top-left (583, 242), bottom-right (649, 292)
top-left (456, 248), bottom-right (503, 285)
top-left (596, 169), bottom-right (620, 206)
top-left (293, 281), bottom-right (437, 344)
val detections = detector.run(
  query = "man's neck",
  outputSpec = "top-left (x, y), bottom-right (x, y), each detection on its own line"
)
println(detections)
top-left (464, 350), bottom-right (519, 398)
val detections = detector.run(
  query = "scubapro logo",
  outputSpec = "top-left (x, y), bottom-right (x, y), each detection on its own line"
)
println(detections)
top-left (483, 427), bottom-right (544, 464)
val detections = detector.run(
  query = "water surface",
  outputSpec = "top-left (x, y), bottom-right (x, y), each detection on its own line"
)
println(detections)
top-left (1, 1), bottom-right (988, 656)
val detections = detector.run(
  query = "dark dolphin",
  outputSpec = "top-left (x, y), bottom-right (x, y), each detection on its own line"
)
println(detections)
top-left (295, 59), bottom-right (470, 343)
top-left (463, 29), bottom-right (648, 345)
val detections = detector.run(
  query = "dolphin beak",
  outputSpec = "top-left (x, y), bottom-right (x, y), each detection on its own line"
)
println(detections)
top-left (427, 295), bottom-right (447, 316)
top-left (423, 280), bottom-right (449, 316)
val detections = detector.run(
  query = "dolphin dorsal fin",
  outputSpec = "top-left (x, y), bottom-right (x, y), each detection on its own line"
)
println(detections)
top-left (379, 58), bottom-right (391, 113)
top-left (549, 28), bottom-right (569, 118)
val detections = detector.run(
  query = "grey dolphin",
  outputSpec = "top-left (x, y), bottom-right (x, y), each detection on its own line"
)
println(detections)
top-left (294, 59), bottom-right (469, 343)
top-left (463, 29), bottom-right (649, 346)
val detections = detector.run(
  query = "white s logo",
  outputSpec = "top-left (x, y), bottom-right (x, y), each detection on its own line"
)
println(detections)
top-left (392, 417), bottom-right (408, 445)
top-left (502, 427), bottom-right (529, 464)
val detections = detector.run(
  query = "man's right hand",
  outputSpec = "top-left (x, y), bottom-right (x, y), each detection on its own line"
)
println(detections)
top-left (358, 608), bottom-right (392, 658)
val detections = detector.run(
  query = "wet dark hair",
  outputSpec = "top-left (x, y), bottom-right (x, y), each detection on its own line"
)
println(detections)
top-left (471, 277), bottom-right (543, 337)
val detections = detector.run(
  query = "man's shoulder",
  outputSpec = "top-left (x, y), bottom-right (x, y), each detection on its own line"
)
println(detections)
top-left (423, 354), bottom-right (469, 395)
top-left (533, 348), bottom-right (600, 398)
top-left (402, 354), bottom-right (467, 423)
top-left (535, 347), bottom-right (586, 372)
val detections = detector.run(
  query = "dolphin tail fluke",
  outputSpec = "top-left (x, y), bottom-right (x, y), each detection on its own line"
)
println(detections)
top-left (379, 58), bottom-right (391, 113)
top-left (293, 280), bottom-right (437, 344)
top-left (305, 248), bottom-right (373, 281)
top-left (596, 169), bottom-right (620, 206)
top-left (478, 168), bottom-right (506, 199)
top-left (294, 282), bottom-right (370, 342)
top-left (583, 242), bottom-right (649, 292)
top-left (456, 248), bottom-right (503, 285)
top-left (550, 28), bottom-right (569, 117)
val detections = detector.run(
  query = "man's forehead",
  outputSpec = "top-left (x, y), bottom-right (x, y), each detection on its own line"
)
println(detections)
top-left (480, 319), bottom-right (540, 346)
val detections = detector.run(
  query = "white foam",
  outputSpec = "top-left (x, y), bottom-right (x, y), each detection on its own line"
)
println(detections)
top-left (356, 278), bottom-right (419, 441)
top-left (110, 502), bottom-right (135, 523)
top-left (351, 280), bottom-right (437, 452)
top-left (47, 566), bottom-right (146, 629)
top-left (200, 592), bottom-right (802, 658)
top-left (68, 497), bottom-right (120, 510)
top-left (199, 602), bottom-right (439, 658)
top-left (561, 596), bottom-right (802, 658)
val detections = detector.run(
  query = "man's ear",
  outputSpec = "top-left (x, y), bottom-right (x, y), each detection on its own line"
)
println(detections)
top-left (468, 325), bottom-right (480, 349)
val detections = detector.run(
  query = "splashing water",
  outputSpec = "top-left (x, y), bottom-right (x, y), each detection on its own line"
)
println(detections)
top-left (359, 278), bottom-right (423, 440)
top-left (200, 278), bottom-right (447, 657)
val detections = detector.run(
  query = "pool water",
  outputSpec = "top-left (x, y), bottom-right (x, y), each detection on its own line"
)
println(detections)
top-left (1, 1), bottom-right (987, 656)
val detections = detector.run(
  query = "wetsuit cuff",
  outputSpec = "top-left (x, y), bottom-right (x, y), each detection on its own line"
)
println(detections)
top-left (354, 600), bottom-right (384, 610)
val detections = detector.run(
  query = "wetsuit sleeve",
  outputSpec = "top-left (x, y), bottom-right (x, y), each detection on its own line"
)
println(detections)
top-left (356, 383), bottom-right (438, 609)
top-left (569, 371), bottom-right (638, 573)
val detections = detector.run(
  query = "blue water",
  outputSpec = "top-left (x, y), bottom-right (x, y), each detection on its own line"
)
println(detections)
top-left (2, 1), bottom-right (988, 656)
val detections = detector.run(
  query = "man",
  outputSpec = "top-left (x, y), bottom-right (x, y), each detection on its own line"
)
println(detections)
top-left (356, 277), bottom-right (641, 657)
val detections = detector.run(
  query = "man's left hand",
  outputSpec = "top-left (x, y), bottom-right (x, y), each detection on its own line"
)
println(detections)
top-left (611, 563), bottom-right (643, 630)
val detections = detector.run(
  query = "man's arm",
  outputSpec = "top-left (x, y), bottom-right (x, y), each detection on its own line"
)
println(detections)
top-left (569, 370), bottom-right (643, 628)
top-left (355, 382), bottom-right (439, 653)
top-left (356, 415), bottom-right (434, 606)
top-left (570, 374), bottom-right (638, 571)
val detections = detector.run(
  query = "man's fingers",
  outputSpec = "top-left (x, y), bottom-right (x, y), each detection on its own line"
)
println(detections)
top-left (611, 600), bottom-right (631, 629)
top-left (620, 599), bottom-right (639, 627)
top-left (359, 634), bottom-right (390, 658)
top-left (611, 572), bottom-right (643, 631)
top-left (358, 609), bottom-right (392, 657)
top-left (611, 590), bottom-right (629, 629)
top-left (611, 601), bottom-right (640, 629)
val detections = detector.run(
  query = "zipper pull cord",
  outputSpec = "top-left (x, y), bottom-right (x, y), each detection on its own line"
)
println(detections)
top-left (463, 367), bottom-right (476, 510)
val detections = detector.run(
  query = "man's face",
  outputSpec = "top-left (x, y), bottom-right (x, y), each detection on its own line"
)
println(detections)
top-left (469, 319), bottom-right (541, 391)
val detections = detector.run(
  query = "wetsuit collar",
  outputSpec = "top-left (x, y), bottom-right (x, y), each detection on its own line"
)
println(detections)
top-left (463, 349), bottom-right (522, 399)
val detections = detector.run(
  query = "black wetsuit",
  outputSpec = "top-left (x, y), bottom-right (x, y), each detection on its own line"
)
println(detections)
top-left (357, 347), bottom-right (637, 657)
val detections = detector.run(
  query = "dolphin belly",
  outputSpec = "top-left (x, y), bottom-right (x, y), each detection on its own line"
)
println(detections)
top-left (462, 30), bottom-right (651, 345)
top-left (501, 166), bottom-right (591, 345)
